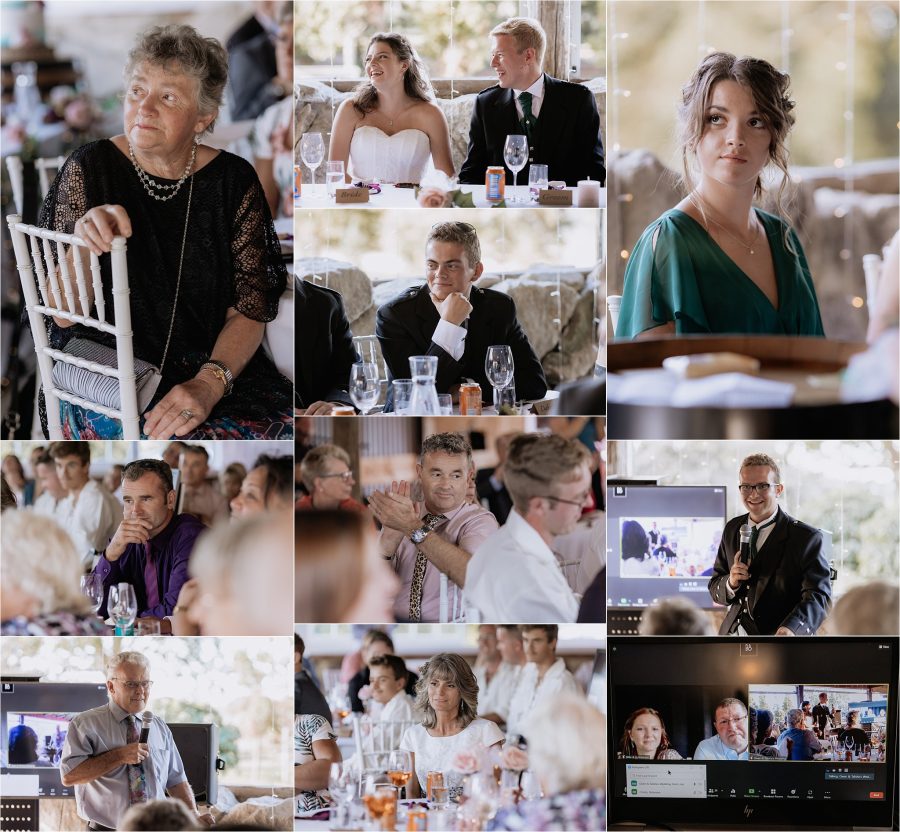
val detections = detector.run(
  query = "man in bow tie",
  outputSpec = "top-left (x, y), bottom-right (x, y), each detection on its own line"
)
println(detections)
top-left (459, 16), bottom-right (605, 187)
top-left (709, 453), bottom-right (831, 636)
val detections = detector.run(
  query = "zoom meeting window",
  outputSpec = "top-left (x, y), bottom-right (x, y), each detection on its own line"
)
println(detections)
top-left (608, 639), bottom-right (896, 807)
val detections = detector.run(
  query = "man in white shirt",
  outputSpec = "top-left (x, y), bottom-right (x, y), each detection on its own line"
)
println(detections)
top-left (694, 698), bottom-right (750, 761)
top-left (368, 655), bottom-right (417, 724)
top-left (465, 433), bottom-right (593, 622)
top-left (478, 625), bottom-right (526, 728)
top-left (30, 450), bottom-right (66, 520)
top-left (51, 442), bottom-right (121, 570)
top-left (506, 625), bottom-right (581, 736)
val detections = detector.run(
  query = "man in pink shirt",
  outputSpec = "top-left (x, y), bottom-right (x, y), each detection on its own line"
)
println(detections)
top-left (369, 433), bottom-right (498, 623)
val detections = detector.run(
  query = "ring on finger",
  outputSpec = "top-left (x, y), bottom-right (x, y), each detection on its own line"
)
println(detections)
top-left (180, 409), bottom-right (194, 421)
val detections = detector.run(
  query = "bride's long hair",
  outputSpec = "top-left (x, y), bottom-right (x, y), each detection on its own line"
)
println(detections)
top-left (351, 32), bottom-right (435, 116)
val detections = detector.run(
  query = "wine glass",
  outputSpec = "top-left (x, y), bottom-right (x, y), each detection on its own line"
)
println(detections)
top-left (387, 749), bottom-right (412, 799)
top-left (329, 762), bottom-right (356, 826)
top-left (503, 134), bottom-right (528, 204)
top-left (465, 770), bottom-right (501, 822)
top-left (108, 583), bottom-right (137, 634)
top-left (485, 345), bottom-right (515, 409)
top-left (80, 573), bottom-right (103, 614)
top-left (299, 132), bottom-right (325, 195)
top-left (349, 362), bottom-right (380, 415)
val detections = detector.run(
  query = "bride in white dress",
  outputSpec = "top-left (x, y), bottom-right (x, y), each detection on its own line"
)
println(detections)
top-left (329, 33), bottom-right (454, 185)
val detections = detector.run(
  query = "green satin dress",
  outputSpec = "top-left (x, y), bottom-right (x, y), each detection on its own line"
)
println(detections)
top-left (615, 208), bottom-right (825, 339)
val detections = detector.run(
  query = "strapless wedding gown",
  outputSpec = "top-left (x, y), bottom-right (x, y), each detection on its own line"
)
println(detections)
top-left (348, 126), bottom-right (431, 184)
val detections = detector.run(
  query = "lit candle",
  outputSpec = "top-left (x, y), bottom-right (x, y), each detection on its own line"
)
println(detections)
top-left (575, 178), bottom-right (600, 208)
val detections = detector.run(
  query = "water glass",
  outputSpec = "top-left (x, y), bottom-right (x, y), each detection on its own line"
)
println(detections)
top-left (437, 394), bottom-right (453, 415)
top-left (135, 618), bottom-right (161, 636)
top-left (528, 163), bottom-right (549, 200)
top-left (349, 362), bottom-right (379, 415)
top-left (496, 384), bottom-right (517, 412)
top-left (503, 134), bottom-right (528, 204)
top-left (325, 160), bottom-right (345, 198)
top-left (80, 573), bottom-right (103, 613)
top-left (392, 379), bottom-right (413, 415)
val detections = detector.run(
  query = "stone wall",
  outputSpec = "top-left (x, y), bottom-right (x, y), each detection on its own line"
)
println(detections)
top-left (607, 150), bottom-right (899, 341)
top-left (295, 77), bottom-right (606, 183)
top-left (296, 259), bottom-right (605, 386)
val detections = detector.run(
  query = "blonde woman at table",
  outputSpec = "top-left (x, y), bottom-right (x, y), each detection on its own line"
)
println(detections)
top-left (616, 53), bottom-right (824, 340)
top-left (328, 32), bottom-right (454, 185)
top-left (1, 511), bottom-right (107, 636)
top-left (399, 653), bottom-right (504, 798)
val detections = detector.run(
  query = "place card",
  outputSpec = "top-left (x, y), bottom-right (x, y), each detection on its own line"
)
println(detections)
top-left (538, 189), bottom-right (573, 206)
top-left (335, 188), bottom-right (370, 204)
top-left (530, 399), bottom-right (554, 415)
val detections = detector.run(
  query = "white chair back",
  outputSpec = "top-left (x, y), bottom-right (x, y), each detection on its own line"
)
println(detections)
top-left (438, 572), bottom-right (465, 623)
top-left (5, 154), bottom-right (66, 216)
top-left (5, 215), bottom-right (141, 439)
top-left (361, 720), bottom-right (417, 754)
top-left (6, 155), bottom-right (24, 215)
top-left (35, 155), bottom-right (66, 201)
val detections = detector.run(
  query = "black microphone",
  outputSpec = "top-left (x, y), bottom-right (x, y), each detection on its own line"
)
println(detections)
top-left (739, 523), bottom-right (752, 568)
top-left (138, 711), bottom-right (153, 744)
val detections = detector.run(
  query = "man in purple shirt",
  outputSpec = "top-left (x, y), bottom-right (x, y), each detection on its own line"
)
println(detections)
top-left (369, 433), bottom-right (498, 623)
top-left (94, 459), bottom-right (205, 634)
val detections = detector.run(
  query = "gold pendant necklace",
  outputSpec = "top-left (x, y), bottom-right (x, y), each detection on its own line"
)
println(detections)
top-left (690, 191), bottom-right (760, 255)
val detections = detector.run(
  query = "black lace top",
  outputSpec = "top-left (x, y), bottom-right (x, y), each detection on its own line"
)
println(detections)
top-left (39, 139), bottom-right (289, 402)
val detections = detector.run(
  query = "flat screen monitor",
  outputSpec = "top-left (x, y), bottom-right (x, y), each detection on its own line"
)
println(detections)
top-left (608, 637), bottom-right (899, 830)
top-left (1, 682), bottom-right (109, 798)
top-left (607, 485), bottom-right (727, 608)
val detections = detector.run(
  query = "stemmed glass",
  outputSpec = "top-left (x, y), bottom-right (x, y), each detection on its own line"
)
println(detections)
top-left (328, 762), bottom-right (356, 827)
top-left (387, 749), bottom-right (412, 799)
top-left (485, 345), bottom-right (515, 409)
top-left (465, 770), bottom-right (501, 822)
top-left (108, 583), bottom-right (137, 635)
top-left (349, 362), bottom-right (380, 415)
top-left (503, 134), bottom-right (528, 204)
top-left (80, 573), bottom-right (103, 614)
top-left (299, 132), bottom-right (325, 196)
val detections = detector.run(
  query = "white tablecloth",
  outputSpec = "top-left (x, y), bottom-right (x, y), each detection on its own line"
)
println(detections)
top-left (295, 183), bottom-right (606, 209)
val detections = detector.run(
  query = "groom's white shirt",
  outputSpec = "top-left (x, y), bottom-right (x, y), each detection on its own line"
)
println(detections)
top-left (512, 75), bottom-right (545, 119)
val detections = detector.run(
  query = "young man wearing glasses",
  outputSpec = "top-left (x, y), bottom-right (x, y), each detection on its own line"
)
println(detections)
top-left (709, 453), bottom-right (831, 636)
top-left (60, 651), bottom-right (213, 831)
top-left (464, 433), bottom-right (592, 622)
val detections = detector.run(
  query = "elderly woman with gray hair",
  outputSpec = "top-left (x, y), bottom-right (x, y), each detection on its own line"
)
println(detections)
top-left (39, 24), bottom-right (292, 440)
top-left (399, 653), bottom-right (504, 798)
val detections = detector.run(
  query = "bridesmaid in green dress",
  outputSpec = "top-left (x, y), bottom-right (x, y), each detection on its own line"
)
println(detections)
top-left (616, 53), bottom-right (824, 339)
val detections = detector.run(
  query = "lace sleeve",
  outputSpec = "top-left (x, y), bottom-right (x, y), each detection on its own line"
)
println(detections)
top-left (39, 150), bottom-right (89, 233)
top-left (230, 170), bottom-right (287, 323)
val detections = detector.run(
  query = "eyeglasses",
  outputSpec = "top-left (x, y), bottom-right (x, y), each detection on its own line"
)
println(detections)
top-left (319, 471), bottom-right (353, 482)
top-left (716, 715), bottom-right (747, 727)
top-left (111, 679), bottom-right (153, 690)
top-left (538, 492), bottom-right (590, 508)
top-left (738, 483), bottom-right (776, 495)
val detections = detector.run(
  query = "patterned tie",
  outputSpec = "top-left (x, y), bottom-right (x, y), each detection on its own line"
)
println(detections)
top-left (125, 715), bottom-right (148, 804)
top-left (408, 513), bottom-right (447, 622)
top-left (518, 92), bottom-right (536, 145)
top-left (142, 542), bottom-right (160, 612)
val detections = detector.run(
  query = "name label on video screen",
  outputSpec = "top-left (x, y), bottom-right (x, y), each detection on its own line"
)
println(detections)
top-left (626, 763), bottom-right (707, 798)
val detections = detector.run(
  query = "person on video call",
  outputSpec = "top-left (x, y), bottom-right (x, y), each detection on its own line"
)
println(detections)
top-left (375, 221), bottom-right (547, 410)
top-left (811, 691), bottom-right (834, 738)
top-left (708, 453), bottom-right (831, 636)
top-left (693, 697), bottom-right (749, 761)
top-left (60, 651), bottom-right (213, 831)
top-left (458, 17), bottom-right (605, 186)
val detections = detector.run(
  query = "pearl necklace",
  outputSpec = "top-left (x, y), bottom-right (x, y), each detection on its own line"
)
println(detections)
top-left (129, 142), bottom-right (196, 201)
top-left (690, 191), bottom-right (760, 255)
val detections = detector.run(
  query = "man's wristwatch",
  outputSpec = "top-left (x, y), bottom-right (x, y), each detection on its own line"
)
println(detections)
top-left (200, 360), bottom-right (233, 396)
top-left (409, 525), bottom-right (431, 545)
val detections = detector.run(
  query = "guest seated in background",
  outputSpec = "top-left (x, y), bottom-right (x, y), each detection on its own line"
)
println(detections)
top-left (466, 435), bottom-right (591, 622)
top-left (178, 445), bottom-right (228, 526)
top-left (295, 713), bottom-right (341, 811)
top-left (369, 654), bottom-right (418, 722)
top-left (349, 630), bottom-right (419, 713)
top-left (0, 475), bottom-right (14, 511)
top-left (95, 459), bottom-right (204, 631)
top-left (475, 433), bottom-right (519, 524)
top-left (776, 708), bottom-right (824, 760)
top-left (639, 596), bottom-right (715, 635)
top-left (376, 222), bottom-right (547, 410)
top-left (400, 653), bottom-right (504, 798)
top-left (459, 17), bottom-right (605, 187)
top-left (30, 450), bottom-right (66, 519)
top-left (828, 580), bottom-right (900, 635)
top-left (1, 454), bottom-right (33, 506)
top-left (296, 445), bottom-right (367, 512)
top-left (370, 432), bottom-right (497, 623)
top-left (230, 453), bottom-right (294, 516)
top-left (616, 53), bottom-right (824, 339)
top-left (41, 24), bottom-right (293, 439)
top-left (295, 634), bottom-right (332, 725)
top-left (103, 464), bottom-right (125, 504)
top-left (177, 511), bottom-right (292, 636)
top-left (694, 697), bottom-right (750, 760)
top-left (51, 441), bottom-right (121, 570)
top-left (225, 1), bottom-right (284, 121)
top-left (618, 707), bottom-right (683, 759)
top-left (506, 626), bottom-right (581, 736)
top-left (477, 625), bottom-right (526, 728)
top-left (162, 441), bottom-right (187, 471)
top-left (490, 695), bottom-right (605, 832)
top-left (219, 462), bottom-right (246, 509)
top-left (838, 711), bottom-right (869, 753)
top-left (749, 707), bottom-right (783, 758)
top-left (329, 32), bottom-right (454, 184)
top-left (295, 279), bottom-right (358, 415)
top-left (1, 511), bottom-right (108, 636)
top-left (295, 510), bottom-right (399, 623)
top-left (119, 798), bottom-right (201, 831)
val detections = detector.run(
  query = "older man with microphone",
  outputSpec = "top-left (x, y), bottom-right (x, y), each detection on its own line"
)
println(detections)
top-left (60, 651), bottom-right (214, 831)
top-left (708, 453), bottom-right (831, 636)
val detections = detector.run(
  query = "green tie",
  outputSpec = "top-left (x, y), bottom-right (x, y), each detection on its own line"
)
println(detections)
top-left (749, 525), bottom-right (759, 563)
top-left (518, 92), bottom-right (536, 143)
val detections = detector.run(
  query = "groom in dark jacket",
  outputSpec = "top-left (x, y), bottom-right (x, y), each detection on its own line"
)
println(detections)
top-left (459, 16), bottom-right (605, 187)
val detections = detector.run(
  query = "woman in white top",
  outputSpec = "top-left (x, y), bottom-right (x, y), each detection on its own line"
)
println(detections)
top-left (329, 33), bottom-right (454, 185)
top-left (400, 653), bottom-right (504, 797)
